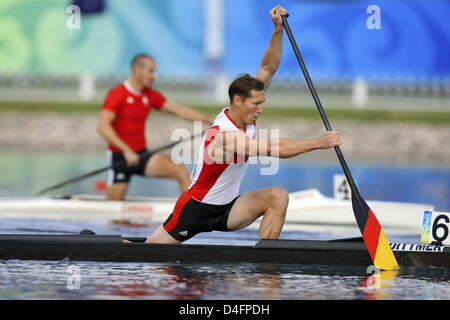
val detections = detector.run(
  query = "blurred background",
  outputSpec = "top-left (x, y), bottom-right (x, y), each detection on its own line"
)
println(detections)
top-left (1, 0), bottom-right (450, 108)
top-left (0, 0), bottom-right (449, 211)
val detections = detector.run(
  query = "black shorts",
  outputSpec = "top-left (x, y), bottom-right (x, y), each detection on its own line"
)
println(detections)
top-left (107, 149), bottom-right (152, 184)
top-left (163, 191), bottom-right (239, 242)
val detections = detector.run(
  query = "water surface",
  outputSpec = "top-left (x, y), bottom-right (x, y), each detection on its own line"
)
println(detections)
top-left (1, 151), bottom-right (449, 300)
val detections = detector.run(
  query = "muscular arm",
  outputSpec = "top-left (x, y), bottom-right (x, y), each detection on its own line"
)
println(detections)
top-left (161, 101), bottom-right (214, 124)
top-left (256, 6), bottom-right (286, 89)
top-left (208, 131), bottom-right (340, 160)
top-left (269, 138), bottom-right (321, 158)
top-left (97, 110), bottom-right (139, 165)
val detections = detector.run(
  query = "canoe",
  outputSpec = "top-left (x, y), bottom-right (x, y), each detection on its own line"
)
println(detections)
top-left (0, 189), bottom-right (433, 234)
top-left (0, 232), bottom-right (447, 268)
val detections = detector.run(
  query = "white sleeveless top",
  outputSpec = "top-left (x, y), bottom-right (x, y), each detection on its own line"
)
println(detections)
top-left (188, 108), bottom-right (256, 205)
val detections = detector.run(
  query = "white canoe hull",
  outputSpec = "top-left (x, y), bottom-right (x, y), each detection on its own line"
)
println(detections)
top-left (285, 189), bottom-right (433, 235)
top-left (0, 189), bottom-right (433, 235)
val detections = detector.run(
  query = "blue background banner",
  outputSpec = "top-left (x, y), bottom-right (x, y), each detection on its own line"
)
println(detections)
top-left (224, 0), bottom-right (450, 81)
top-left (0, 0), bottom-right (449, 82)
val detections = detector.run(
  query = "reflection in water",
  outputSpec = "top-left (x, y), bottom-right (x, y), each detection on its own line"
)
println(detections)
top-left (2, 260), bottom-right (450, 300)
top-left (361, 269), bottom-right (399, 300)
top-left (105, 265), bottom-right (208, 300)
top-left (362, 267), bottom-right (450, 300)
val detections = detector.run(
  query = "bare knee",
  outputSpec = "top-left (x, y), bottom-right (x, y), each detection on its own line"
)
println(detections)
top-left (175, 164), bottom-right (190, 180)
top-left (260, 187), bottom-right (288, 222)
top-left (162, 161), bottom-right (190, 182)
top-left (106, 184), bottom-right (128, 201)
top-left (269, 187), bottom-right (289, 211)
top-left (174, 164), bottom-right (191, 192)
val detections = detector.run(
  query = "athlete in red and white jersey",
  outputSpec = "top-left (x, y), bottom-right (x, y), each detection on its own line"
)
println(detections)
top-left (188, 108), bottom-right (256, 205)
top-left (98, 54), bottom-right (213, 201)
top-left (148, 5), bottom-right (341, 244)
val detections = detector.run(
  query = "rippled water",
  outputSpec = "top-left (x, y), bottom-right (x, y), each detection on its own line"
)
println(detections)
top-left (1, 220), bottom-right (450, 300)
top-left (2, 259), bottom-right (450, 300)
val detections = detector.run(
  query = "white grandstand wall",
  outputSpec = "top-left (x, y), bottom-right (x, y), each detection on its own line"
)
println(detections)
top-left (0, 73), bottom-right (449, 112)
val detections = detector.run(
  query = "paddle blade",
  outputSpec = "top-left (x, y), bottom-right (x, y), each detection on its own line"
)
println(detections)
top-left (351, 191), bottom-right (399, 270)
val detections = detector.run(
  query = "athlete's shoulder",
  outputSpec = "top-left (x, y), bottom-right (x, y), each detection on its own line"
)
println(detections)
top-left (102, 83), bottom-right (127, 111)
top-left (109, 83), bottom-right (127, 94)
top-left (105, 83), bottom-right (127, 100)
top-left (142, 88), bottom-right (167, 109)
top-left (143, 87), bottom-right (164, 97)
top-left (213, 108), bottom-right (240, 131)
top-left (212, 108), bottom-right (226, 123)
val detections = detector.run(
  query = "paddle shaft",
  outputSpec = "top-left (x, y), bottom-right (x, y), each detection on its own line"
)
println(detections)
top-left (281, 15), bottom-right (363, 205)
top-left (35, 131), bottom-right (206, 196)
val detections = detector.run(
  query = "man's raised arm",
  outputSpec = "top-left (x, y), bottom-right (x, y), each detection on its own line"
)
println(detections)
top-left (256, 5), bottom-right (287, 90)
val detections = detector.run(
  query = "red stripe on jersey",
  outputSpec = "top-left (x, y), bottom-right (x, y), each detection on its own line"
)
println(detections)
top-left (163, 191), bottom-right (192, 233)
top-left (189, 126), bottom-right (231, 201)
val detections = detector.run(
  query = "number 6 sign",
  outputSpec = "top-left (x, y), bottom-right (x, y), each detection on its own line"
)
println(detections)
top-left (421, 211), bottom-right (450, 245)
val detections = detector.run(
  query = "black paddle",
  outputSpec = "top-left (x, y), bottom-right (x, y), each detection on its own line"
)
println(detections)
top-left (34, 130), bottom-right (206, 196)
top-left (282, 13), bottom-right (398, 270)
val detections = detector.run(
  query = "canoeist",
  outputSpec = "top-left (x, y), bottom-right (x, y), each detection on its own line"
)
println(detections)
top-left (98, 54), bottom-right (213, 201)
top-left (147, 5), bottom-right (341, 244)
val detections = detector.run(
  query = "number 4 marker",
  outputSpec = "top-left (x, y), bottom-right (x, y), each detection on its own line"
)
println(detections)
top-left (334, 174), bottom-right (351, 200)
